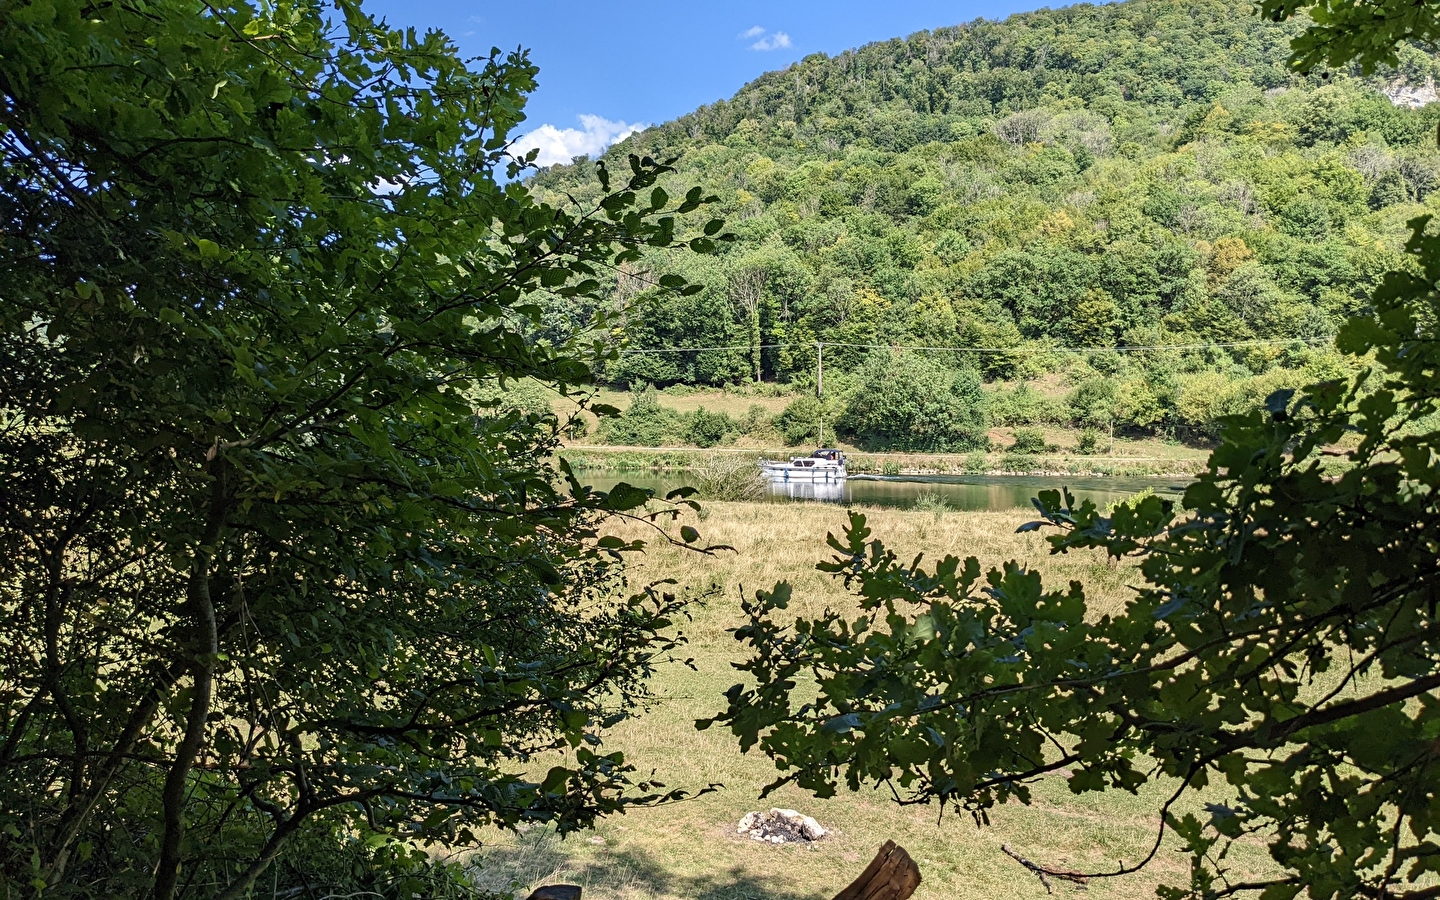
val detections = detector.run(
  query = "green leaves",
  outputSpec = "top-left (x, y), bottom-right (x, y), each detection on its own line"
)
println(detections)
top-left (1259, 0), bottom-right (1440, 72)
top-left (0, 1), bottom-right (719, 895)
top-left (712, 213), bottom-right (1440, 899)
top-left (601, 481), bottom-right (651, 511)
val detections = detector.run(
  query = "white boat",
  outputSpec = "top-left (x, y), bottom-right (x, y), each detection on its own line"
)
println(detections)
top-left (759, 448), bottom-right (847, 482)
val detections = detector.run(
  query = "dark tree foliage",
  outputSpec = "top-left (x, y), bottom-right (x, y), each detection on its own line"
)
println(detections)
top-left (0, 1), bottom-right (722, 897)
top-left (706, 214), bottom-right (1440, 899)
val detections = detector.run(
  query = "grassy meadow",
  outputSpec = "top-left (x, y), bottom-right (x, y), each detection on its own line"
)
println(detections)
top-left (466, 501), bottom-right (1279, 900)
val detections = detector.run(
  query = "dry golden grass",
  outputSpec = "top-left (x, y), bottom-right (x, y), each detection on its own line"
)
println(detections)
top-left (467, 503), bottom-right (1276, 900)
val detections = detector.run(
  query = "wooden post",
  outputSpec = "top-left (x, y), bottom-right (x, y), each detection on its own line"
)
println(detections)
top-left (831, 840), bottom-right (922, 900)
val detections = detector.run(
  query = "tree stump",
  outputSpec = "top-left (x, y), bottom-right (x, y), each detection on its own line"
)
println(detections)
top-left (831, 840), bottom-right (922, 900)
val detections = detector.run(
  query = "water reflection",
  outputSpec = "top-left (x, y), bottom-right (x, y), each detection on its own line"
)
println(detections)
top-left (581, 470), bottom-right (1189, 513)
top-left (765, 478), bottom-right (847, 503)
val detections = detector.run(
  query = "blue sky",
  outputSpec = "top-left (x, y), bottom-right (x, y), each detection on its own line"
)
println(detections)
top-left (361, 0), bottom-right (1056, 164)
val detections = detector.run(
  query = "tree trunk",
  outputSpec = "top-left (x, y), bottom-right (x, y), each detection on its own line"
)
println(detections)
top-left (751, 305), bottom-right (761, 383)
top-left (41, 664), bottom-right (181, 887)
top-left (153, 473), bottom-right (228, 900)
top-left (152, 553), bottom-right (218, 900)
top-left (213, 810), bottom-right (308, 900)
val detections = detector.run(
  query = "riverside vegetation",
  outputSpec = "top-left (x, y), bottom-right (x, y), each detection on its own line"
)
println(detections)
top-left (528, 0), bottom-right (1438, 459)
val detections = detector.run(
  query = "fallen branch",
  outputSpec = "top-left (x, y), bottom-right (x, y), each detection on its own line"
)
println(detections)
top-left (1001, 844), bottom-right (1091, 894)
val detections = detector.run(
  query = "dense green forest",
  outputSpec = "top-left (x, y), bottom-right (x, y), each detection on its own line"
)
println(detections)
top-left (532, 0), bottom-right (1440, 445)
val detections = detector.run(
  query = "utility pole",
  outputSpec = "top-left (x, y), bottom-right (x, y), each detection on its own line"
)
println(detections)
top-left (816, 341), bottom-right (823, 399)
top-left (816, 341), bottom-right (824, 448)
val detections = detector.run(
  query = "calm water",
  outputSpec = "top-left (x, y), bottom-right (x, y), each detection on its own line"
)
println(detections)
top-left (578, 471), bottom-right (1189, 512)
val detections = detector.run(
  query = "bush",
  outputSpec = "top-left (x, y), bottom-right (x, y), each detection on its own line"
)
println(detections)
top-left (986, 381), bottom-right (1063, 426)
top-left (599, 386), bottom-right (683, 445)
top-left (686, 407), bottom-right (736, 448)
top-left (1000, 451), bottom-right (1041, 472)
top-left (963, 450), bottom-right (991, 473)
top-left (738, 403), bottom-right (772, 436)
top-left (1067, 376), bottom-right (1118, 428)
top-left (1010, 427), bottom-right (1049, 453)
top-left (776, 394), bottom-right (836, 446)
top-left (564, 415), bottom-right (590, 440)
top-left (690, 454), bottom-right (766, 501)
top-left (837, 351), bottom-right (989, 452)
top-left (472, 378), bottom-right (555, 420)
top-left (1076, 427), bottom-right (1102, 454)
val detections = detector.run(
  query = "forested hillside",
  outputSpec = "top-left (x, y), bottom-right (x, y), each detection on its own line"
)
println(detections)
top-left (530, 0), bottom-right (1440, 445)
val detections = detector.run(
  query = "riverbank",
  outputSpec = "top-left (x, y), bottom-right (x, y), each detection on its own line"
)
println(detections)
top-left (560, 444), bottom-right (1209, 478)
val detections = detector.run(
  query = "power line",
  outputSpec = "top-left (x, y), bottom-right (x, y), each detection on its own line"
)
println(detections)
top-left (617, 336), bottom-right (1332, 355)
top-left (620, 343), bottom-right (788, 354)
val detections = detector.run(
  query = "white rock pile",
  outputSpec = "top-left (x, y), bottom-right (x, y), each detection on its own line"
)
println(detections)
top-left (736, 808), bottom-right (827, 843)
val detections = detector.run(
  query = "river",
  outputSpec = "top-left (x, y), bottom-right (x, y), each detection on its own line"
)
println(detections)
top-left (577, 471), bottom-right (1190, 512)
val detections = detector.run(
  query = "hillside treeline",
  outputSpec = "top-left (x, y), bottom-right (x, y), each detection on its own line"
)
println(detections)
top-left (530, 0), bottom-right (1440, 439)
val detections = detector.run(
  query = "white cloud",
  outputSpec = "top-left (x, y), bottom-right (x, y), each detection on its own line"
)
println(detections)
top-left (748, 29), bottom-right (792, 51)
top-left (510, 114), bottom-right (646, 168)
top-left (740, 25), bottom-right (766, 38)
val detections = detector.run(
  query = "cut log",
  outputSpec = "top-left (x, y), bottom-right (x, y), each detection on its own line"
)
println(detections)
top-left (831, 840), bottom-right (922, 900)
top-left (526, 886), bottom-right (581, 900)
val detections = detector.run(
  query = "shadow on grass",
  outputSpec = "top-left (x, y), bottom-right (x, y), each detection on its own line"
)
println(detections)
top-left (467, 827), bottom-right (831, 900)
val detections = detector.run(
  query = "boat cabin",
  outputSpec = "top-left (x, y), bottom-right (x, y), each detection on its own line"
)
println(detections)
top-left (759, 448), bottom-right (848, 480)
top-left (786, 449), bottom-right (844, 469)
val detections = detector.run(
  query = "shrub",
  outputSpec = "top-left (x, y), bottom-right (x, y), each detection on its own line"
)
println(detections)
top-left (738, 403), bottom-right (771, 436)
top-left (837, 351), bottom-right (989, 452)
top-left (1067, 376), bottom-right (1118, 427)
top-left (564, 415), bottom-right (590, 439)
top-left (1076, 427), bottom-right (1102, 454)
top-left (686, 407), bottom-right (736, 448)
top-left (963, 450), bottom-right (991, 473)
top-left (599, 386), bottom-right (683, 445)
top-left (1010, 427), bottom-right (1049, 453)
top-left (1001, 451), bottom-right (1041, 472)
top-left (987, 381), bottom-right (1064, 426)
top-left (472, 378), bottom-right (555, 420)
top-left (776, 394), bottom-right (837, 446)
top-left (1175, 368), bottom-right (1310, 439)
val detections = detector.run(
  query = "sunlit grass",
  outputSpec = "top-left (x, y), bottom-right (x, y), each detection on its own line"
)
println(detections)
top-left (467, 502), bottom-right (1278, 900)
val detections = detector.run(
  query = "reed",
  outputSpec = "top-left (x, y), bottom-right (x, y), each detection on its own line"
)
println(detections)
top-left (689, 453), bottom-right (767, 502)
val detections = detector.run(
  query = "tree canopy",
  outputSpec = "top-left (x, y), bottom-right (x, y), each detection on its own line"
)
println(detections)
top-left (0, 1), bottom-right (719, 897)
